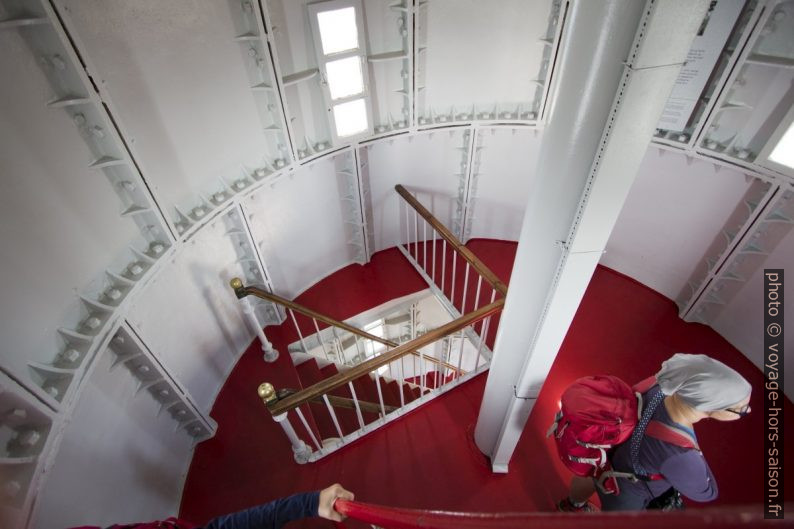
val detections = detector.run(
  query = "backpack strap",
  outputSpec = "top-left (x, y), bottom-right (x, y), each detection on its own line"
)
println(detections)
top-left (629, 386), bottom-right (665, 478)
top-left (645, 420), bottom-right (699, 450)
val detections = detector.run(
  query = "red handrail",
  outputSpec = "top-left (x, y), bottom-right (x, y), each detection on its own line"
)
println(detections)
top-left (333, 499), bottom-right (791, 529)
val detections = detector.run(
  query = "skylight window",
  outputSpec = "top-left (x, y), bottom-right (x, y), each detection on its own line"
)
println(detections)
top-left (326, 56), bottom-right (363, 100)
top-left (333, 98), bottom-right (368, 137)
top-left (768, 122), bottom-right (794, 169)
top-left (317, 7), bottom-right (359, 55)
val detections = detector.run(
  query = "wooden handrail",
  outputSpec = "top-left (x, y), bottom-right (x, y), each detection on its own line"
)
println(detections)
top-left (275, 388), bottom-right (398, 415)
top-left (231, 281), bottom-right (464, 374)
top-left (395, 184), bottom-right (508, 296)
top-left (267, 299), bottom-right (504, 415)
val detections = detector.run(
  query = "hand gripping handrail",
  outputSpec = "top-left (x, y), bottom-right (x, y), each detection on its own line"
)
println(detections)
top-left (395, 184), bottom-right (508, 297)
top-left (230, 280), bottom-right (464, 375)
top-left (333, 499), bottom-right (788, 529)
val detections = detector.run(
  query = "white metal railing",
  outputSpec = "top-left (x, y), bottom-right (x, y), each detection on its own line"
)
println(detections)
top-left (285, 303), bottom-right (464, 395)
top-left (232, 279), bottom-right (502, 463)
top-left (232, 186), bottom-right (509, 463)
top-left (394, 185), bottom-right (507, 366)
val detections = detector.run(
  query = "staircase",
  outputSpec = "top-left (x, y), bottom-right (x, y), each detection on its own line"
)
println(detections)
top-left (232, 185), bottom-right (507, 463)
top-left (294, 357), bottom-right (426, 443)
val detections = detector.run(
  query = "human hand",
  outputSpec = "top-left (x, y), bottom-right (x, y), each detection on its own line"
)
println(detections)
top-left (318, 483), bottom-right (354, 522)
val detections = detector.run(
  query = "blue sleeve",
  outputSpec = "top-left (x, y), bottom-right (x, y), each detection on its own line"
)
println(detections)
top-left (660, 450), bottom-right (718, 502)
top-left (201, 491), bottom-right (320, 529)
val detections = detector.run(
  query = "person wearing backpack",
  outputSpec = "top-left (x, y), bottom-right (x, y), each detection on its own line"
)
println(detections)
top-left (552, 353), bottom-right (751, 512)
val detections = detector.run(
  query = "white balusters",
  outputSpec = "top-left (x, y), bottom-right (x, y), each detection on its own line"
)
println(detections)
top-left (288, 309), bottom-right (310, 354)
top-left (374, 373), bottom-right (387, 418)
top-left (456, 329), bottom-right (466, 374)
top-left (322, 394), bottom-right (345, 438)
top-left (423, 219), bottom-right (428, 272)
top-left (240, 297), bottom-right (278, 362)
top-left (273, 412), bottom-right (312, 464)
top-left (460, 262), bottom-right (471, 314)
top-left (450, 253), bottom-right (458, 307)
top-left (348, 382), bottom-right (365, 429)
top-left (404, 201), bottom-right (411, 255)
top-left (474, 276), bottom-right (483, 313)
top-left (413, 209), bottom-right (419, 261)
top-left (475, 317), bottom-right (491, 370)
top-left (474, 290), bottom-right (497, 369)
top-left (431, 227), bottom-right (437, 284)
top-left (353, 335), bottom-right (364, 362)
top-left (294, 407), bottom-right (322, 451)
top-left (312, 318), bottom-right (330, 361)
top-left (419, 346), bottom-right (427, 393)
top-left (441, 239), bottom-right (447, 294)
top-left (398, 356), bottom-right (406, 407)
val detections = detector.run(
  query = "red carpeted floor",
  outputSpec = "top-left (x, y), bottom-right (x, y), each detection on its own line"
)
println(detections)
top-left (180, 240), bottom-right (793, 527)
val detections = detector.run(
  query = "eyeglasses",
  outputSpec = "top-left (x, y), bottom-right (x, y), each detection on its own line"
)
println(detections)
top-left (725, 405), bottom-right (751, 417)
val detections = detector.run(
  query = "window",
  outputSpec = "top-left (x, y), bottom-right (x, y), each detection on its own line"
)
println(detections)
top-left (758, 106), bottom-right (794, 177)
top-left (316, 7), bottom-right (359, 55)
top-left (308, 1), bottom-right (372, 141)
top-left (325, 56), bottom-right (364, 100)
top-left (768, 122), bottom-right (794, 169)
top-left (333, 99), bottom-right (368, 137)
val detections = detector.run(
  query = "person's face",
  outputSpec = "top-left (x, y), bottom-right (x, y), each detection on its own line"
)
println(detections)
top-left (707, 395), bottom-right (751, 421)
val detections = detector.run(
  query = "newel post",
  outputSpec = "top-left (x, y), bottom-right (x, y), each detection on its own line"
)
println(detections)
top-left (258, 382), bottom-right (312, 464)
top-left (231, 278), bottom-right (279, 362)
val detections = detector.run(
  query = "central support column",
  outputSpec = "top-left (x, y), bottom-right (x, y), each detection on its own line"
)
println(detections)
top-left (474, 0), bottom-right (710, 471)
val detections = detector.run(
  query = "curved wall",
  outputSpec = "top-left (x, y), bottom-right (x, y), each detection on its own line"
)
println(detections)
top-left (0, 1), bottom-right (792, 528)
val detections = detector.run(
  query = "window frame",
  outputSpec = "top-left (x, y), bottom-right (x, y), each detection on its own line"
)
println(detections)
top-left (307, 0), bottom-right (374, 143)
top-left (756, 104), bottom-right (794, 178)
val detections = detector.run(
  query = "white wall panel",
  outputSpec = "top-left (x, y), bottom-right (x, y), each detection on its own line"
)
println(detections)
top-left (126, 216), bottom-right (252, 412)
top-left (601, 149), bottom-right (753, 299)
top-left (422, 0), bottom-right (552, 113)
top-left (365, 130), bottom-right (467, 252)
top-left (466, 128), bottom-right (540, 241)
top-left (265, 0), bottom-right (333, 149)
top-left (0, 28), bottom-right (139, 384)
top-left (711, 227), bottom-right (794, 400)
top-left (245, 155), bottom-right (359, 299)
top-left (59, 0), bottom-right (274, 211)
top-left (32, 350), bottom-right (192, 529)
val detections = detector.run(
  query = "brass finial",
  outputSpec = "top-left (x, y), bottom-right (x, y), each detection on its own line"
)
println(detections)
top-left (258, 382), bottom-right (277, 404)
top-left (230, 277), bottom-right (244, 290)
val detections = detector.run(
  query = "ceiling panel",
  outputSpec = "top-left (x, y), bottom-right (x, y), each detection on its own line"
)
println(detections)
top-left (244, 153), bottom-right (362, 298)
top-left (602, 149), bottom-right (757, 300)
top-left (465, 128), bottom-right (541, 241)
top-left (59, 0), bottom-right (286, 217)
top-left (363, 129), bottom-right (468, 252)
top-left (418, 0), bottom-right (556, 120)
top-left (0, 26), bottom-right (141, 392)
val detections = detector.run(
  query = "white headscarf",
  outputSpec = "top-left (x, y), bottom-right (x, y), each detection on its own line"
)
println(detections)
top-left (656, 353), bottom-right (751, 411)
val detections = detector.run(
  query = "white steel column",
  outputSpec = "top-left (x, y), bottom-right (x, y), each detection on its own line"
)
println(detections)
top-left (474, 0), bottom-right (710, 472)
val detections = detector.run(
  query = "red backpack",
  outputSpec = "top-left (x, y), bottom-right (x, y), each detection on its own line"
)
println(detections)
top-left (547, 375), bottom-right (698, 494)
